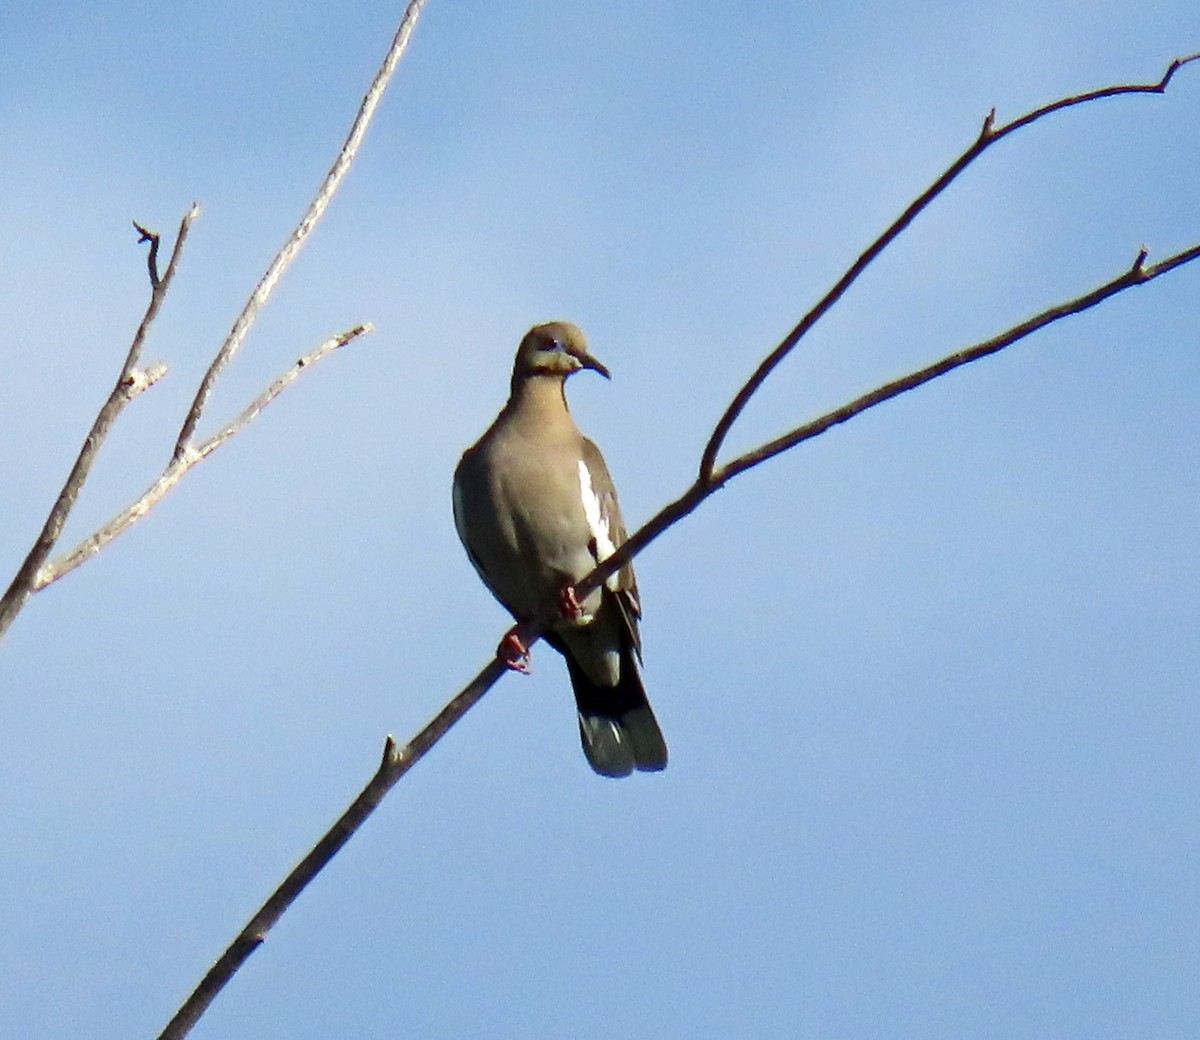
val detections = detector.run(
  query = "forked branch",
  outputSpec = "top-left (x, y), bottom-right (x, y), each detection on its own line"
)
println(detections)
top-left (0, 0), bottom-right (429, 641)
top-left (0, 207), bottom-right (196, 639)
top-left (34, 324), bottom-right (371, 592)
top-left (697, 51), bottom-right (1200, 483)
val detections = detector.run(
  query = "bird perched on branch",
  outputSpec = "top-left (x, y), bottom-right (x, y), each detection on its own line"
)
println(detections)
top-left (452, 321), bottom-right (668, 778)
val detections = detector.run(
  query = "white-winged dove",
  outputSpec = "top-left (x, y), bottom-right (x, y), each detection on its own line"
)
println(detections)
top-left (452, 321), bottom-right (668, 778)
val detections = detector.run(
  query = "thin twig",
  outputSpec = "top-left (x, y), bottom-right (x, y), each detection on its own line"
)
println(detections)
top-left (157, 235), bottom-right (1200, 1040)
top-left (997, 51), bottom-right (1200, 139)
top-left (133, 221), bottom-right (163, 288)
top-left (0, 207), bottom-right (197, 640)
top-left (35, 325), bottom-right (371, 592)
top-left (171, 0), bottom-right (428, 462)
top-left (696, 52), bottom-right (1200, 483)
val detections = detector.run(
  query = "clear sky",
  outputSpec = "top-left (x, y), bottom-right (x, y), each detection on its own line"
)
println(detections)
top-left (2, 3), bottom-right (1199, 1038)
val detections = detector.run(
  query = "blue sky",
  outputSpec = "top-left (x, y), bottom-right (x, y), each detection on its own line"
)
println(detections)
top-left (2, 3), bottom-right (1199, 1038)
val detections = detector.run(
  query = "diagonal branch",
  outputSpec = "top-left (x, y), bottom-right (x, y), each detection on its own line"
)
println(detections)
top-left (171, 0), bottom-right (428, 461)
top-left (155, 659), bottom-right (506, 1040)
top-left (35, 325), bottom-right (371, 592)
top-left (157, 233), bottom-right (1200, 1039)
top-left (0, 207), bottom-right (197, 641)
top-left (697, 52), bottom-right (1200, 483)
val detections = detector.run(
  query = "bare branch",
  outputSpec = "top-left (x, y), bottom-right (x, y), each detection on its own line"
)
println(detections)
top-left (697, 53), bottom-right (1200, 483)
top-left (197, 323), bottom-right (372, 459)
top-left (994, 52), bottom-right (1200, 140)
top-left (156, 660), bottom-right (506, 1040)
top-left (171, 0), bottom-right (428, 462)
top-left (34, 325), bottom-right (371, 592)
top-left (0, 207), bottom-right (197, 640)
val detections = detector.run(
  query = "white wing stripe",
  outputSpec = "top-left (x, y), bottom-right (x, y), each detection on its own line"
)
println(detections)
top-left (577, 459), bottom-right (619, 589)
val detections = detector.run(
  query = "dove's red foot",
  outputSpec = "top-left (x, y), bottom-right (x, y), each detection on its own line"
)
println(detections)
top-left (497, 628), bottom-right (532, 674)
top-left (558, 584), bottom-right (586, 621)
